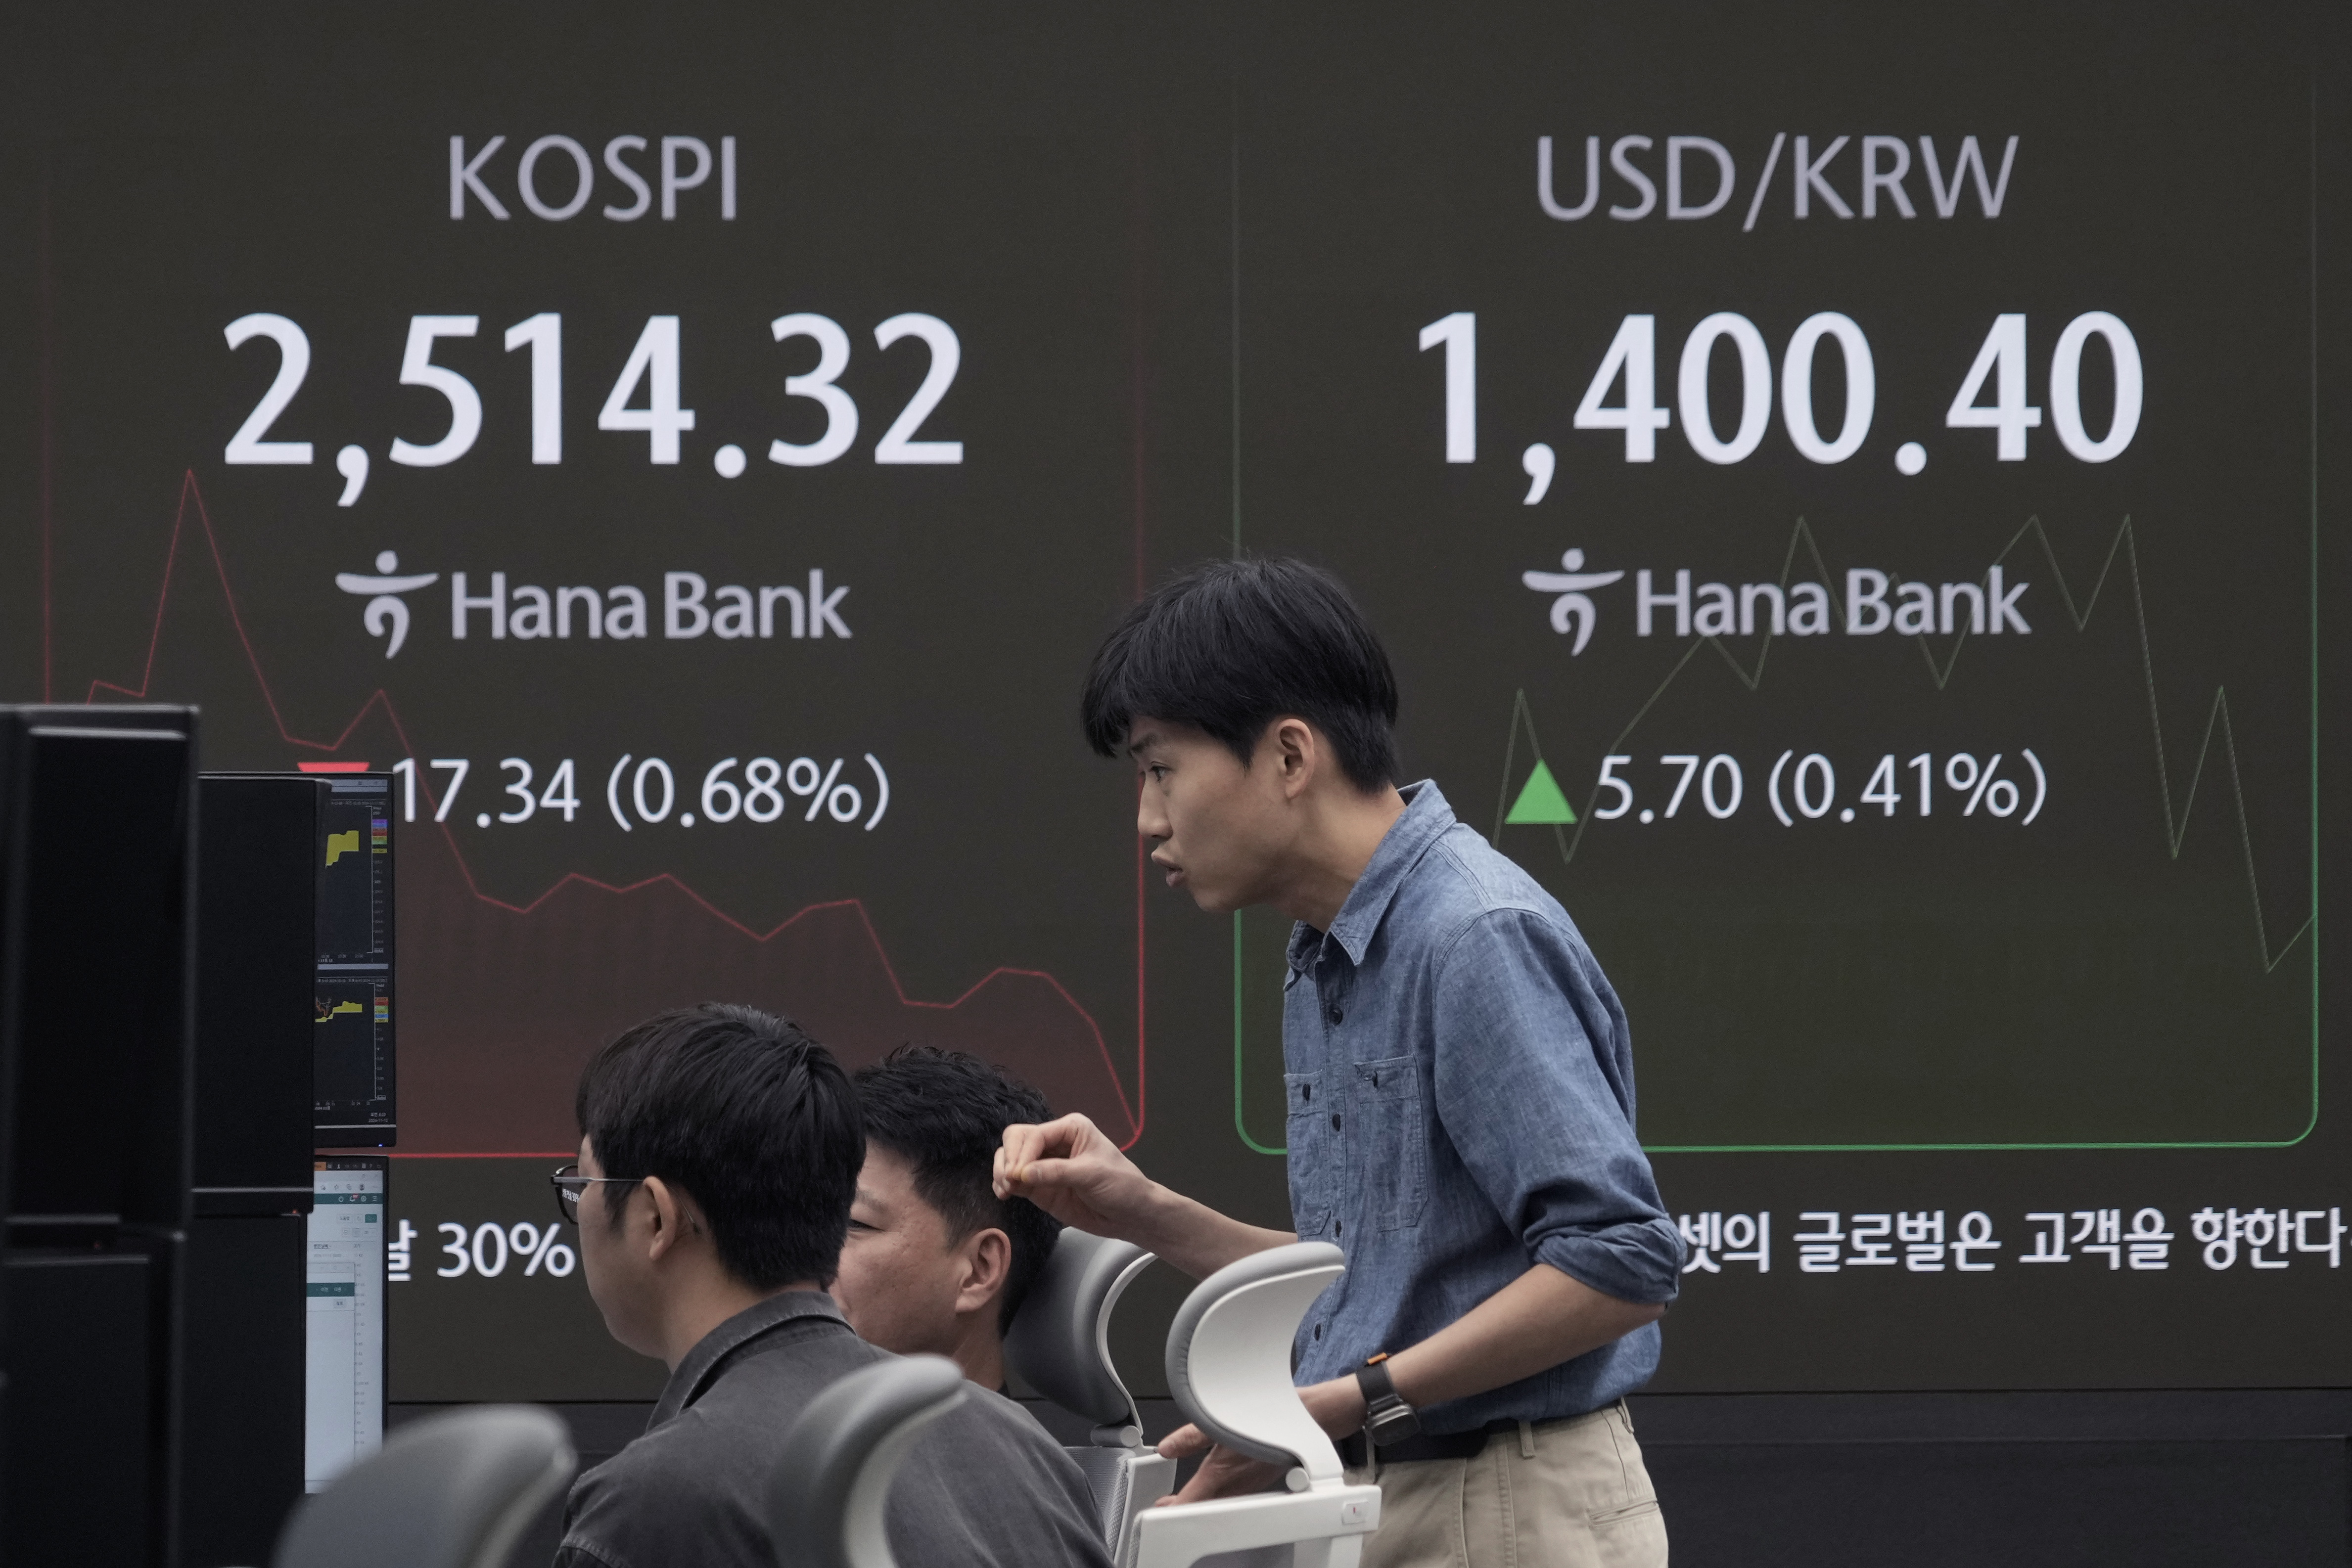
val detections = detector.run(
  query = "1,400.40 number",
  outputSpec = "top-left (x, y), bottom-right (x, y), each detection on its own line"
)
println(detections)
top-left (1420, 310), bottom-right (2139, 481)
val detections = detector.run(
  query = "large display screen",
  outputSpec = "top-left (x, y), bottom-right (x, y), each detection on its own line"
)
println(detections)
top-left (4, 1), bottom-right (2343, 1398)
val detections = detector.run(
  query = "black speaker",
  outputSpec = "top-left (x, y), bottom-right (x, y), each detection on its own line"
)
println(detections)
top-left (178, 1215), bottom-right (306, 1567)
top-left (0, 712), bottom-right (196, 1228)
top-left (175, 774), bottom-right (325, 1565)
top-left (0, 706), bottom-right (199, 1568)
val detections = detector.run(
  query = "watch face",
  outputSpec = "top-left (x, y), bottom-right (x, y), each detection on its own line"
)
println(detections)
top-left (1367, 1403), bottom-right (1420, 1444)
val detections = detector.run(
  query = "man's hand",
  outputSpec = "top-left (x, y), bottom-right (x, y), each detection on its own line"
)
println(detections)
top-left (1153, 1424), bottom-right (1285, 1505)
top-left (1151, 1378), bottom-right (1368, 1505)
top-left (994, 1115), bottom-right (1296, 1279)
top-left (993, 1114), bottom-right (1155, 1237)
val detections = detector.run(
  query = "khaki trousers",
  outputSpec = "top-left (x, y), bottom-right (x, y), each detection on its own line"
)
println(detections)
top-left (1345, 1402), bottom-right (1667, 1568)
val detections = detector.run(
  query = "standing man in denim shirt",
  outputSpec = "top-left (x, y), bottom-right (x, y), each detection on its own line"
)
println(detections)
top-left (996, 558), bottom-right (1683, 1568)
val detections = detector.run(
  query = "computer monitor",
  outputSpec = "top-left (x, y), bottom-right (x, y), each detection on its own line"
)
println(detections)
top-left (315, 774), bottom-right (396, 1145)
top-left (305, 1156), bottom-right (387, 1491)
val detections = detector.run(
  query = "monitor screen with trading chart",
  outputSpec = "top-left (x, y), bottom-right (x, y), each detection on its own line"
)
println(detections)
top-left (315, 775), bottom-right (395, 1143)
top-left (306, 1157), bottom-right (387, 1491)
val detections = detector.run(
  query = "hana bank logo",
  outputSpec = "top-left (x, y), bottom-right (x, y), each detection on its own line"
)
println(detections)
top-left (1520, 549), bottom-right (1624, 655)
top-left (1520, 546), bottom-right (2031, 649)
top-left (331, 555), bottom-right (854, 655)
top-left (336, 551), bottom-right (440, 658)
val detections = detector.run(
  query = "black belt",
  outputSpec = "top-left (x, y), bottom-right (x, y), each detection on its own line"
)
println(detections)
top-left (1335, 1418), bottom-right (1521, 1468)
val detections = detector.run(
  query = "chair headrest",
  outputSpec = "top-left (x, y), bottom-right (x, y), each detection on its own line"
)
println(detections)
top-left (1003, 1227), bottom-right (1155, 1442)
top-left (272, 1405), bottom-right (575, 1568)
top-left (769, 1355), bottom-right (968, 1568)
top-left (1163, 1242), bottom-right (1346, 1487)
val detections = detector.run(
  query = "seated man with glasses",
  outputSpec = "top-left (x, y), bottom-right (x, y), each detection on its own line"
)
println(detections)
top-left (550, 1002), bottom-right (1112, 1568)
top-left (830, 1046), bottom-right (1062, 1390)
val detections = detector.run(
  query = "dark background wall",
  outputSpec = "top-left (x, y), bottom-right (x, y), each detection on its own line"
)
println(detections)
top-left (8, 0), bottom-right (2351, 1556)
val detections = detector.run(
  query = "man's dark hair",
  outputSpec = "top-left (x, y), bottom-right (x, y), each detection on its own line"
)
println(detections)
top-left (853, 1046), bottom-right (1061, 1330)
top-left (1079, 557), bottom-right (1400, 791)
top-left (575, 1002), bottom-right (862, 1292)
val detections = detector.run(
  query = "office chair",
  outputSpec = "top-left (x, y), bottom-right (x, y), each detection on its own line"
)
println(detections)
top-left (1127, 1243), bottom-right (1382, 1568)
top-left (271, 1405), bottom-right (575, 1568)
top-left (778, 1243), bottom-right (1380, 1568)
top-left (768, 1354), bottom-right (970, 1568)
top-left (1004, 1227), bottom-right (1177, 1565)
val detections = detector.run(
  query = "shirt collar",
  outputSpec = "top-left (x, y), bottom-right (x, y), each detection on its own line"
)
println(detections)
top-left (652, 1289), bottom-right (849, 1426)
top-left (1287, 780), bottom-right (1455, 971)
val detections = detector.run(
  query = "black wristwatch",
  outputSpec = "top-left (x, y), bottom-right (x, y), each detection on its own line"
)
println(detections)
top-left (1356, 1353), bottom-right (1421, 1446)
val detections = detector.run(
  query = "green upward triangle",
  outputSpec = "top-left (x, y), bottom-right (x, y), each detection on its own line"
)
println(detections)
top-left (1504, 759), bottom-right (1576, 825)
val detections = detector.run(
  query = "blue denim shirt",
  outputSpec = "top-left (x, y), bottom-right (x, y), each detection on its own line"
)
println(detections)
top-left (1282, 782), bottom-right (1683, 1433)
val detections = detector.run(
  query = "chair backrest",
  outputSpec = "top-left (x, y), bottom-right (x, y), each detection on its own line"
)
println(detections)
top-left (1003, 1229), bottom-right (1173, 1563)
top-left (1065, 1444), bottom-right (1179, 1568)
top-left (1132, 1246), bottom-right (1379, 1568)
top-left (1164, 1243), bottom-right (1347, 1489)
top-left (1004, 1227), bottom-right (1155, 1444)
top-left (768, 1354), bottom-right (969, 1568)
top-left (272, 1405), bottom-right (575, 1568)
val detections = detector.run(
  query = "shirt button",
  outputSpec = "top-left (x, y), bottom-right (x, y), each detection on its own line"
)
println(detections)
top-left (1331, 1113), bottom-right (1342, 1131)
top-left (1335, 1219), bottom-right (1344, 1236)
top-left (1314, 1323), bottom-right (1323, 1341)
top-left (1329, 1005), bottom-right (1343, 1026)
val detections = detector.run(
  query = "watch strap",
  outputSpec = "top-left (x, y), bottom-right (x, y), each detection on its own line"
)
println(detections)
top-left (1355, 1353), bottom-right (1420, 1445)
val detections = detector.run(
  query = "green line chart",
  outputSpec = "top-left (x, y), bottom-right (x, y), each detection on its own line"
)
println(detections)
top-left (1492, 516), bottom-right (2314, 976)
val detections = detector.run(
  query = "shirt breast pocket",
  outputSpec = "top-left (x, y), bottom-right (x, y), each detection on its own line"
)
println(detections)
top-left (1284, 1071), bottom-right (1331, 1236)
top-left (1354, 1055), bottom-right (1427, 1232)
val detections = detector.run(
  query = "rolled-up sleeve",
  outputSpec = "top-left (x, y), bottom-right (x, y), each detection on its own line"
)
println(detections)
top-left (1431, 907), bottom-right (1685, 1304)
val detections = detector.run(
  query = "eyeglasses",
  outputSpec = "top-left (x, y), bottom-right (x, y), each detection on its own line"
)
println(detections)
top-left (550, 1162), bottom-right (634, 1226)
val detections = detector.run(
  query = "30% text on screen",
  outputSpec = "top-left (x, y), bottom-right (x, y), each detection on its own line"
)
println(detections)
top-left (433, 1220), bottom-right (577, 1280)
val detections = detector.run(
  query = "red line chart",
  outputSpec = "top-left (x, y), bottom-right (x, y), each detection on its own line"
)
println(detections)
top-left (70, 472), bottom-right (1148, 1155)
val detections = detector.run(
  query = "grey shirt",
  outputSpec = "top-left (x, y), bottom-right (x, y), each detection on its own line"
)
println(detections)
top-left (554, 1292), bottom-right (1113, 1568)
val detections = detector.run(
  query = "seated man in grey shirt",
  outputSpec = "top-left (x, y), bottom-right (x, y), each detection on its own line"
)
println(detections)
top-left (832, 1046), bottom-right (1063, 1391)
top-left (552, 1002), bottom-right (1114, 1568)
